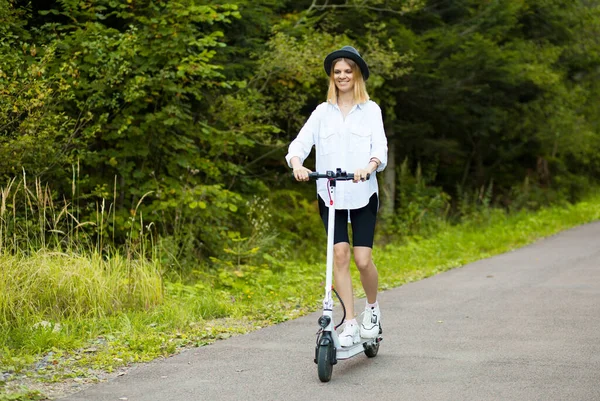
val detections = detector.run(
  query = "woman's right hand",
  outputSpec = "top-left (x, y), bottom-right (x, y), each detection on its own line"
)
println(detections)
top-left (293, 166), bottom-right (312, 182)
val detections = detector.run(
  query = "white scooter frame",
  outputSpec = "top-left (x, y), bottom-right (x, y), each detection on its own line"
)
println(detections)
top-left (308, 169), bottom-right (382, 382)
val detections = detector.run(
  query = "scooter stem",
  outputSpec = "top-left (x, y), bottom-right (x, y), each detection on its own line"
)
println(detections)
top-left (323, 179), bottom-right (336, 324)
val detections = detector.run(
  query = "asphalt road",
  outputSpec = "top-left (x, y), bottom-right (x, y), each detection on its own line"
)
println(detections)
top-left (62, 222), bottom-right (600, 401)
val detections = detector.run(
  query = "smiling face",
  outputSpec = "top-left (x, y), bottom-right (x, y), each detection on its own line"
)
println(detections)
top-left (326, 57), bottom-right (369, 105)
top-left (333, 59), bottom-right (355, 94)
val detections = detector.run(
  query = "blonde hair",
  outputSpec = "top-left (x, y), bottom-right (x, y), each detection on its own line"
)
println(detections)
top-left (326, 58), bottom-right (370, 105)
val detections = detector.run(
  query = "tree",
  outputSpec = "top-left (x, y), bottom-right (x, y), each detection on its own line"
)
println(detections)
top-left (392, 0), bottom-right (600, 203)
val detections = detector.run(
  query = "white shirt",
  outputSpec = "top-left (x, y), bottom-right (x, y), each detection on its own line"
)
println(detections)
top-left (286, 100), bottom-right (388, 210)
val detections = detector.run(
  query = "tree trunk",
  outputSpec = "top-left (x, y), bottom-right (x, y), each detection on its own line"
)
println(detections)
top-left (381, 124), bottom-right (396, 215)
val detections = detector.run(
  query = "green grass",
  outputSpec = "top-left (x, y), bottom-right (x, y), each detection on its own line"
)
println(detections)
top-left (1, 193), bottom-right (600, 399)
top-left (0, 389), bottom-right (45, 401)
top-left (372, 197), bottom-right (600, 292)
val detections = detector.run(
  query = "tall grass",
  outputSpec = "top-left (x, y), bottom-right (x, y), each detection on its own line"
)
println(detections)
top-left (0, 252), bottom-right (162, 326)
top-left (0, 172), bottom-right (164, 350)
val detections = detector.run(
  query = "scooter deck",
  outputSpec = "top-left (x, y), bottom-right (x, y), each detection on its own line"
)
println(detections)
top-left (336, 336), bottom-right (382, 360)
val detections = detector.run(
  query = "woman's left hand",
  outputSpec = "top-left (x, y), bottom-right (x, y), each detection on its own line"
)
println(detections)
top-left (353, 168), bottom-right (370, 182)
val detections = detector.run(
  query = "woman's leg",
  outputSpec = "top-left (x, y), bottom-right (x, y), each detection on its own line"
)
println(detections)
top-left (356, 246), bottom-right (381, 338)
top-left (318, 197), bottom-right (355, 319)
top-left (350, 194), bottom-right (379, 303)
top-left (333, 242), bottom-right (354, 318)
top-left (354, 247), bottom-right (378, 304)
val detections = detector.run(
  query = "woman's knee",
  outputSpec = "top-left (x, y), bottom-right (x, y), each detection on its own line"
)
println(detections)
top-left (333, 244), bottom-right (351, 268)
top-left (354, 248), bottom-right (373, 272)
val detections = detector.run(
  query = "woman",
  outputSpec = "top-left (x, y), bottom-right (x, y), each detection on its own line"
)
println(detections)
top-left (285, 46), bottom-right (388, 347)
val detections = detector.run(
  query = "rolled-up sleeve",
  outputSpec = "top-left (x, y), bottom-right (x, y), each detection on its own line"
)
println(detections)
top-left (370, 104), bottom-right (388, 172)
top-left (285, 107), bottom-right (321, 168)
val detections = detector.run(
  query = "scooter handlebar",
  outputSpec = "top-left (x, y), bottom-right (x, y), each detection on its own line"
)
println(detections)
top-left (292, 170), bottom-right (370, 181)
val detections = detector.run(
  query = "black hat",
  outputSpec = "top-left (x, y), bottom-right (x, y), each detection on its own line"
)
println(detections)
top-left (324, 46), bottom-right (370, 81)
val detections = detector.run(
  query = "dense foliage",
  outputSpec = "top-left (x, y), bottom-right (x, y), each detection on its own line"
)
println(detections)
top-left (1, 0), bottom-right (599, 270)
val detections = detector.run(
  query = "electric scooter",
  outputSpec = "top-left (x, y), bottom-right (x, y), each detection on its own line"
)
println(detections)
top-left (304, 168), bottom-right (382, 382)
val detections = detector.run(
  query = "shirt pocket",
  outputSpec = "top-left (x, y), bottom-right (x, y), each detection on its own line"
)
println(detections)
top-left (349, 127), bottom-right (371, 154)
top-left (317, 123), bottom-right (337, 156)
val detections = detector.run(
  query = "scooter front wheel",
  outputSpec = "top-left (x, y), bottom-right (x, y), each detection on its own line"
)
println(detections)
top-left (316, 343), bottom-right (334, 382)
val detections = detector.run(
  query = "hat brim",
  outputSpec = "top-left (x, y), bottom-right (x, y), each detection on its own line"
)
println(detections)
top-left (324, 50), bottom-right (370, 81)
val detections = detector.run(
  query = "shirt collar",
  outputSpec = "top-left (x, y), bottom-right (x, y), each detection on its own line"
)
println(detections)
top-left (329, 100), bottom-right (366, 111)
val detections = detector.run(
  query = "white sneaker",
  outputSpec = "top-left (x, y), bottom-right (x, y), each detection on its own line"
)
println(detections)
top-left (338, 322), bottom-right (360, 347)
top-left (360, 304), bottom-right (381, 339)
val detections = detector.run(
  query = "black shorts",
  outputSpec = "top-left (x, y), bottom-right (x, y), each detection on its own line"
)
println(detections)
top-left (318, 193), bottom-right (379, 248)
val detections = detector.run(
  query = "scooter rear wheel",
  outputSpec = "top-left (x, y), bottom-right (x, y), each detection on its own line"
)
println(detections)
top-left (316, 344), bottom-right (334, 382)
top-left (364, 342), bottom-right (379, 358)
